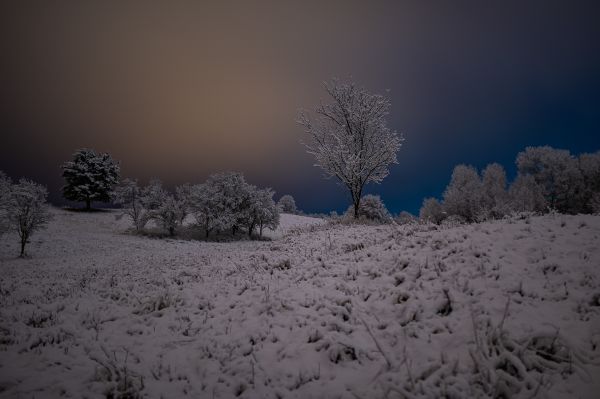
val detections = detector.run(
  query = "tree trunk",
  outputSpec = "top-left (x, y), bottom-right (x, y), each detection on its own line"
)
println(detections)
top-left (353, 200), bottom-right (360, 219)
top-left (169, 227), bottom-right (175, 236)
top-left (85, 197), bottom-right (91, 211)
top-left (19, 235), bottom-right (27, 257)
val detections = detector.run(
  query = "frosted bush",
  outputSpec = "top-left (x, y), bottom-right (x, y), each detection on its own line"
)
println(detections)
top-left (508, 174), bottom-right (547, 213)
top-left (345, 194), bottom-right (391, 223)
top-left (112, 179), bottom-right (149, 232)
top-left (419, 197), bottom-right (445, 225)
top-left (277, 194), bottom-right (297, 214)
top-left (516, 146), bottom-right (584, 214)
top-left (443, 165), bottom-right (483, 223)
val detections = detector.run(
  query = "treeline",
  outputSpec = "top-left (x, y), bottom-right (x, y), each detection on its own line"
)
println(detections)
top-left (112, 172), bottom-right (280, 238)
top-left (420, 146), bottom-right (600, 224)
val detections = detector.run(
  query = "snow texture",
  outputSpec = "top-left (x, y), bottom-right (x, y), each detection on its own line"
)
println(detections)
top-left (0, 210), bottom-right (599, 398)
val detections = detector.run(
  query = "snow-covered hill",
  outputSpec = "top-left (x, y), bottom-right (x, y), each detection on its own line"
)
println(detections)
top-left (0, 209), bottom-right (598, 398)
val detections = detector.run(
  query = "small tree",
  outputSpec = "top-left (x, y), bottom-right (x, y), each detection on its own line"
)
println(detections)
top-left (62, 149), bottom-right (120, 210)
top-left (111, 179), bottom-right (149, 232)
top-left (346, 194), bottom-right (391, 223)
top-left (277, 194), bottom-right (297, 214)
top-left (395, 211), bottom-right (417, 225)
top-left (7, 179), bottom-right (52, 257)
top-left (298, 79), bottom-right (403, 218)
top-left (189, 172), bottom-right (250, 237)
top-left (151, 194), bottom-right (185, 236)
top-left (190, 182), bottom-right (221, 238)
top-left (242, 187), bottom-right (280, 238)
top-left (481, 163), bottom-right (509, 219)
top-left (257, 190), bottom-right (280, 237)
top-left (443, 165), bottom-right (483, 223)
top-left (516, 146), bottom-right (583, 213)
top-left (508, 174), bottom-right (547, 213)
top-left (175, 183), bottom-right (194, 225)
top-left (419, 197), bottom-right (445, 224)
top-left (578, 151), bottom-right (600, 213)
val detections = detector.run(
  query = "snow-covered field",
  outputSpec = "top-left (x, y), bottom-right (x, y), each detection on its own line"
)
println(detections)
top-left (0, 209), bottom-right (599, 398)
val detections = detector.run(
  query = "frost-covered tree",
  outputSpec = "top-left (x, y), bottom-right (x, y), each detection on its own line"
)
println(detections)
top-left (133, 179), bottom-right (186, 236)
top-left (0, 171), bottom-right (12, 236)
top-left (516, 146), bottom-right (583, 214)
top-left (298, 79), bottom-right (403, 218)
top-left (508, 174), bottom-right (547, 213)
top-left (442, 165), bottom-right (483, 223)
top-left (140, 179), bottom-right (166, 212)
top-left (590, 193), bottom-right (600, 215)
top-left (61, 149), bottom-right (120, 210)
top-left (189, 172), bottom-right (249, 237)
top-left (241, 186), bottom-right (280, 237)
top-left (346, 194), bottom-right (391, 223)
top-left (481, 163), bottom-right (509, 219)
top-left (419, 197), bottom-right (445, 224)
top-left (277, 194), bottom-right (297, 214)
top-left (111, 179), bottom-right (149, 232)
top-left (578, 151), bottom-right (600, 213)
top-left (395, 211), bottom-right (417, 225)
top-left (175, 183), bottom-right (194, 225)
top-left (189, 182), bottom-right (221, 238)
top-left (256, 190), bottom-right (280, 237)
top-left (151, 194), bottom-right (185, 236)
top-left (6, 179), bottom-right (52, 257)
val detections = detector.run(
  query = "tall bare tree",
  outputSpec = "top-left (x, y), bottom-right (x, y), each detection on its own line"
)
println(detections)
top-left (298, 79), bottom-right (402, 218)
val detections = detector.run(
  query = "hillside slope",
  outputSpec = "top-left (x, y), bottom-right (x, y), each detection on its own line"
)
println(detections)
top-left (0, 210), bottom-right (598, 398)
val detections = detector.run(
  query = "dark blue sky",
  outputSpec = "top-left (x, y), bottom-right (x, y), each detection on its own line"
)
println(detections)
top-left (1, 1), bottom-right (599, 214)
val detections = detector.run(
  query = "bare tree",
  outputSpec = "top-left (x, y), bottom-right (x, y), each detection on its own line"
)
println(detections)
top-left (7, 179), bottom-right (52, 257)
top-left (298, 79), bottom-right (403, 218)
top-left (111, 178), bottom-right (149, 232)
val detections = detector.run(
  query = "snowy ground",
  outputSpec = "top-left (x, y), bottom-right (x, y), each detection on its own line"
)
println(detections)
top-left (0, 209), bottom-right (599, 398)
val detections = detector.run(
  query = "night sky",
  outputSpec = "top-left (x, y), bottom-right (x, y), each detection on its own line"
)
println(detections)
top-left (1, 1), bottom-right (599, 215)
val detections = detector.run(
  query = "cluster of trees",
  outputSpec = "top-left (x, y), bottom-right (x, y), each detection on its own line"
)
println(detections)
top-left (420, 146), bottom-right (600, 224)
top-left (0, 171), bottom-right (52, 256)
top-left (112, 172), bottom-right (280, 238)
top-left (58, 149), bottom-right (283, 239)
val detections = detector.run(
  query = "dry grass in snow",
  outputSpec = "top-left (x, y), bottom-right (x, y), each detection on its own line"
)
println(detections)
top-left (0, 209), bottom-right (599, 398)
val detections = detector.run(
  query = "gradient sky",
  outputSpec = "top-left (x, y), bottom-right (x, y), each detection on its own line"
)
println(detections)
top-left (1, 0), bottom-right (599, 215)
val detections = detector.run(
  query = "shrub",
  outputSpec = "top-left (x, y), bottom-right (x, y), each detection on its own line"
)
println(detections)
top-left (277, 194), bottom-right (297, 214)
top-left (419, 197), bottom-right (445, 224)
top-left (345, 194), bottom-right (391, 223)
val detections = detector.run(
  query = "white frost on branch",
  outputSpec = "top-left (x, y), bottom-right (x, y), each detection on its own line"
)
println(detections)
top-left (298, 79), bottom-right (403, 218)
